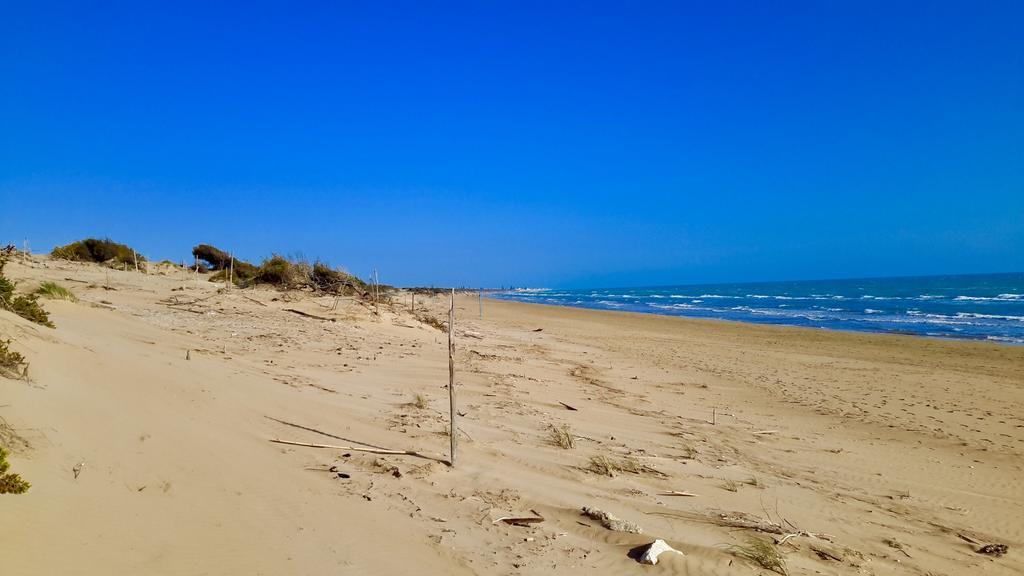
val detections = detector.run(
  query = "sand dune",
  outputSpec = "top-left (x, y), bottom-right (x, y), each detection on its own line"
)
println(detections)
top-left (2, 254), bottom-right (1022, 575)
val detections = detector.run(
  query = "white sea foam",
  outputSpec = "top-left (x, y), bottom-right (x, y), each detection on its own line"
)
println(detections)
top-left (864, 309), bottom-right (883, 314)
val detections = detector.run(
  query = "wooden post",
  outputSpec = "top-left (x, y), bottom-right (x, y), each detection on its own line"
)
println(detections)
top-left (411, 292), bottom-right (414, 313)
top-left (373, 268), bottom-right (379, 315)
top-left (479, 288), bottom-right (483, 319)
top-left (229, 253), bottom-right (234, 288)
top-left (448, 288), bottom-right (457, 467)
top-left (133, 250), bottom-right (139, 273)
top-left (712, 407), bottom-right (717, 425)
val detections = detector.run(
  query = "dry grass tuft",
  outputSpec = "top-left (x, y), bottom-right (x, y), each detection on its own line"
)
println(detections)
top-left (722, 479), bottom-right (740, 492)
top-left (587, 454), bottom-right (649, 477)
top-left (547, 425), bottom-right (576, 449)
top-left (412, 393), bottom-right (428, 409)
top-left (35, 281), bottom-right (77, 302)
top-left (729, 537), bottom-right (787, 575)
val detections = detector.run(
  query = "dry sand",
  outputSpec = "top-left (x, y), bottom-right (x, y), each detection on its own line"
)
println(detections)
top-left (2, 254), bottom-right (1022, 575)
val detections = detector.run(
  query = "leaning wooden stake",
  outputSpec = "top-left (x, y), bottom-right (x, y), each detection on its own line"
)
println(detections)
top-left (270, 438), bottom-right (426, 456)
top-left (229, 253), bottom-right (234, 288)
top-left (133, 250), bottom-right (139, 273)
top-left (448, 288), bottom-right (457, 467)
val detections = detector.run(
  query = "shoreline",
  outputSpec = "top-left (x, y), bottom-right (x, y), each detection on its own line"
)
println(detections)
top-left (487, 295), bottom-right (1024, 350)
top-left (488, 291), bottom-right (1024, 346)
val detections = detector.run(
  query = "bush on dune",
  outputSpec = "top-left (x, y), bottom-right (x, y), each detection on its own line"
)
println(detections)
top-left (0, 447), bottom-right (30, 494)
top-left (51, 238), bottom-right (143, 267)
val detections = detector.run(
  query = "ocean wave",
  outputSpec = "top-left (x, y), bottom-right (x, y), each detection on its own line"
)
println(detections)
top-left (864, 308), bottom-right (883, 314)
top-left (954, 294), bottom-right (1023, 302)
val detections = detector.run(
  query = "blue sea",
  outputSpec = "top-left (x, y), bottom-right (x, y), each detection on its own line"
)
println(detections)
top-left (492, 273), bottom-right (1024, 344)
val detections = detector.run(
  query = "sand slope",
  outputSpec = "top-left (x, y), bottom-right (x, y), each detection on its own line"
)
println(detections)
top-left (2, 255), bottom-right (1022, 575)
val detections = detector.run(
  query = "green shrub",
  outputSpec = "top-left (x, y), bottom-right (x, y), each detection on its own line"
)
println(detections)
top-left (51, 238), bottom-right (143, 267)
top-left (0, 447), bottom-right (30, 494)
top-left (0, 338), bottom-right (27, 379)
top-left (192, 244), bottom-right (231, 270)
top-left (35, 281), bottom-right (77, 302)
top-left (0, 254), bottom-right (53, 328)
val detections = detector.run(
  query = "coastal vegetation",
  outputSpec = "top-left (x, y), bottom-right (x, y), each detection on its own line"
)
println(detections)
top-left (34, 281), bottom-right (77, 302)
top-left (51, 238), bottom-right (144, 268)
top-left (0, 447), bottom-right (30, 494)
top-left (0, 252), bottom-right (53, 328)
top-left (192, 244), bottom-right (369, 296)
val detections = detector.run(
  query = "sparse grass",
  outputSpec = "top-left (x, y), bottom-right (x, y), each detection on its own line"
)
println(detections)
top-left (0, 339), bottom-right (28, 380)
top-left (412, 394), bottom-right (428, 409)
top-left (35, 281), bottom-right (77, 302)
top-left (680, 445), bottom-right (698, 459)
top-left (547, 425), bottom-right (576, 449)
top-left (0, 446), bottom-right (30, 494)
top-left (743, 476), bottom-right (763, 488)
top-left (729, 537), bottom-right (787, 575)
top-left (417, 314), bottom-right (448, 333)
top-left (721, 479), bottom-right (740, 492)
top-left (587, 454), bottom-right (645, 477)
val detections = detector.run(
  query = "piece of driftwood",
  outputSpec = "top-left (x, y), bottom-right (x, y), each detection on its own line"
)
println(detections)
top-left (753, 430), bottom-right (779, 435)
top-left (493, 515), bottom-right (544, 527)
top-left (269, 438), bottom-right (429, 457)
top-left (241, 295), bottom-right (267, 307)
top-left (660, 491), bottom-right (699, 497)
top-left (558, 401), bottom-right (579, 411)
top-left (284, 308), bottom-right (335, 321)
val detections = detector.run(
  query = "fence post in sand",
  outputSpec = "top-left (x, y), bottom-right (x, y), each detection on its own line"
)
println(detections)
top-left (448, 288), bottom-right (457, 467)
top-left (479, 289), bottom-right (483, 319)
top-left (133, 250), bottom-right (139, 273)
top-left (712, 407), bottom-right (717, 425)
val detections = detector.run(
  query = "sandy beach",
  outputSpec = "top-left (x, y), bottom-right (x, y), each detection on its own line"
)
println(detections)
top-left (2, 253), bottom-right (1022, 575)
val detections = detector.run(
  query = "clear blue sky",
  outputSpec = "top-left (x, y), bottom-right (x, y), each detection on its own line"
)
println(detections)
top-left (2, 1), bottom-right (1021, 288)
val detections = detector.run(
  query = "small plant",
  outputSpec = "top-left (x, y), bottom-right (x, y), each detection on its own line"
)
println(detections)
top-left (417, 314), bottom-right (448, 333)
top-left (729, 537), bottom-right (787, 575)
top-left (0, 339), bottom-right (28, 379)
top-left (412, 394), bottom-right (428, 409)
top-left (587, 454), bottom-right (644, 477)
top-left (547, 425), bottom-right (576, 449)
top-left (721, 479), bottom-right (740, 492)
top-left (35, 281), bottom-right (77, 302)
top-left (0, 446), bottom-right (30, 494)
top-left (743, 476), bottom-right (763, 488)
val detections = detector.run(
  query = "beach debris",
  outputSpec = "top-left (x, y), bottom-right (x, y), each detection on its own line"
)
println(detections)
top-left (265, 415), bottom-right (393, 450)
top-left (883, 537), bottom-right (912, 557)
top-left (269, 438), bottom-right (436, 459)
top-left (283, 308), bottom-right (335, 322)
top-left (493, 511), bottom-right (545, 527)
top-left (186, 349), bottom-right (190, 360)
top-left (637, 539), bottom-right (683, 565)
top-left (462, 330), bottom-right (484, 339)
top-left (976, 543), bottom-right (1008, 557)
top-left (581, 506), bottom-right (643, 534)
top-left (810, 544), bottom-right (844, 562)
top-left (659, 490), bottom-right (699, 497)
top-left (532, 328), bottom-right (543, 332)
top-left (72, 460), bottom-right (85, 479)
top-left (753, 430), bottom-right (779, 435)
top-left (558, 401), bottom-right (578, 411)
